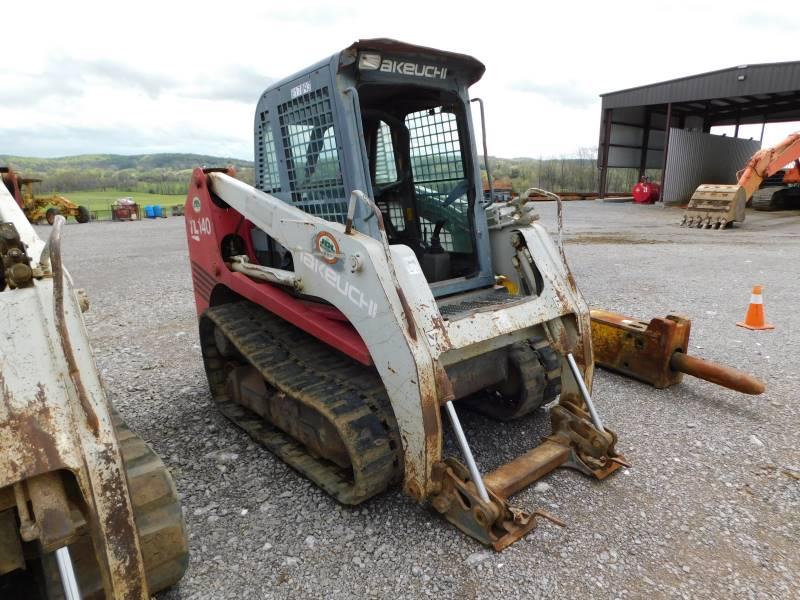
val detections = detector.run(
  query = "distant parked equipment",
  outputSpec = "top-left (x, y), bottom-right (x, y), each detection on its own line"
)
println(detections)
top-left (751, 165), bottom-right (800, 211)
top-left (483, 178), bottom-right (514, 203)
top-left (112, 197), bottom-right (140, 221)
top-left (1, 167), bottom-right (90, 225)
top-left (682, 132), bottom-right (800, 228)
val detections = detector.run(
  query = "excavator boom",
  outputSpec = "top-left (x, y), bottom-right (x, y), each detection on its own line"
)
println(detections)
top-left (682, 131), bottom-right (800, 228)
top-left (736, 132), bottom-right (800, 199)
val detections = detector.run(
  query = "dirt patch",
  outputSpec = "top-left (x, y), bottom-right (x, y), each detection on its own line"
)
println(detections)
top-left (567, 234), bottom-right (673, 245)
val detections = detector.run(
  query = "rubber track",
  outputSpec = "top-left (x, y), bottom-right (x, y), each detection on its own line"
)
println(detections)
top-left (752, 186), bottom-right (784, 211)
top-left (464, 337), bottom-right (562, 420)
top-left (56, 409), bottom-right (188, 599)
top-left (530, 337), bottom-right (562, 405)
top-left (112, 409), bottom-right (189, 595)
top-left (200, 301), bottom-right (403, 505)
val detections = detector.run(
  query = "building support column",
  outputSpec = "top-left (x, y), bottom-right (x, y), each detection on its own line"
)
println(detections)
top-left (659, 103), bottom-right (672, 204)
top-left (638, 108), bottom-right (652, 180)
top-left (598, 109), bottom-right (612, 198)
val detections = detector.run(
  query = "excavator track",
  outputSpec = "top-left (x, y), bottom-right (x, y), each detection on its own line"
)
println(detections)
top-left (199, 301), bottom-right (403, 505)
top-left (751, 185), bottom-right (800, 211)
top-left (751, 186), bottom-right (784, 211)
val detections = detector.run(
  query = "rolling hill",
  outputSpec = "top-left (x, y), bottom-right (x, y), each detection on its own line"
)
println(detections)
top-left (1, 150), bottom-right (643, 198)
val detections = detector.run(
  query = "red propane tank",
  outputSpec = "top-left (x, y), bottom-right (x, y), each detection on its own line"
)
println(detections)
top-left (632, 177), bottom-right (660, 204)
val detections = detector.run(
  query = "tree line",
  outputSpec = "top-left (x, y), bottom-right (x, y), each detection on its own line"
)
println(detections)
top-left (7, 166), bottom-right (256, 195)
top-left (3, 149), bottom-right (655, 197)
top-left (486, 148), bottom-right (658, 194)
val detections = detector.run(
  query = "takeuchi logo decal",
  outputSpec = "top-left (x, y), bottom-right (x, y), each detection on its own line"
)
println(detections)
top-left (314, 231), bottom-right (340, 264)
top-left (380, 59), bottom-right (447, 80)
top-left (300, 252), bottom-right (378, 318)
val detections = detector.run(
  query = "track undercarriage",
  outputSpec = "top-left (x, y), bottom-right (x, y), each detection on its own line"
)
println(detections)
top-left (201, 301), bottom-right (402, 505)
top-left (200, 300), bottom-right (624, 549)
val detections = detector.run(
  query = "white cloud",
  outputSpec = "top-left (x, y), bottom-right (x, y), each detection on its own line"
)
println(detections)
top-left (509, 80), bottom-right (596, 109)
top-left (0, 0), bottom-right (798, 159)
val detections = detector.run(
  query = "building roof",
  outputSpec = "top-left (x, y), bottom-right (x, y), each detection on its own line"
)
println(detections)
top-left (601, 61), bottom-right (800, 126)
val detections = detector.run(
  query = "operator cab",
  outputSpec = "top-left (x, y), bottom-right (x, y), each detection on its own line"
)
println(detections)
top-left (358, 86), bottom-right (476, 284)
top-left (253, 39), bottom-right (494, 297)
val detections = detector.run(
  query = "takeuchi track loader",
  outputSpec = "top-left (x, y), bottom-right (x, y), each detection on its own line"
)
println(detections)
top-left (186, 39), bottom-right (626, 549)
top-left (0, 180), bottom-right (187, 597)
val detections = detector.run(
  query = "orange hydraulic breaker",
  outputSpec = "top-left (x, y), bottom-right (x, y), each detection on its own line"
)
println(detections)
top-left (590, 309), bottom-right (764, 395)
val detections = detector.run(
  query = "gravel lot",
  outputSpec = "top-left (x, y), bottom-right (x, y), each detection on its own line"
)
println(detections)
top-left (53, 202), bottom-right (799, 599)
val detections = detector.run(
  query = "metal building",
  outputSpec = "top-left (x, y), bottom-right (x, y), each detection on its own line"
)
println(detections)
top-left (597, 61), bottom-right (800, 203)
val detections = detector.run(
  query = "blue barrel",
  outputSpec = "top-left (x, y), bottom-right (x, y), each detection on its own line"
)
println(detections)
top-left (154, 205), bottom-right (163, 218)
top-left (145, 205), bottom-right (155, 218)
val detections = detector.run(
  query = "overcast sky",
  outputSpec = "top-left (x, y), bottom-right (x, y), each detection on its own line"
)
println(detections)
top-left (1, 0), bottom-right (798, 160)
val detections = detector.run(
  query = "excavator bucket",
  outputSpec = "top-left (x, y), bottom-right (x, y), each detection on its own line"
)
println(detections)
top-left (680, 184), bottom-right (746, 229)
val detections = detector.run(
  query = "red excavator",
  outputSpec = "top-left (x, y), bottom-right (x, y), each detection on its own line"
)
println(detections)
top-left (682, 131), bottom-right (800, 228)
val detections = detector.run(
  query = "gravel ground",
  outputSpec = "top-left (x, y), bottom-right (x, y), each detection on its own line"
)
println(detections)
top-left (52, 202), bottom-right (799, 599)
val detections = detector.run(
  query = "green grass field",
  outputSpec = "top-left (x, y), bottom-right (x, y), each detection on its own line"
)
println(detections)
top-left (59, 190), bottom-right (186, 212)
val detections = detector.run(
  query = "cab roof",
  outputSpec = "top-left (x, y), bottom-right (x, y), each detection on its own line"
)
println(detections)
top-left (339, 38), bottom-right (486, 86)
top-left (260, 38), bottom-right (486, 103)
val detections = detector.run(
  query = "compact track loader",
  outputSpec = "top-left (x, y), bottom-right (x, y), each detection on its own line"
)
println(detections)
top-left (187, 39), bottom-right (625, 549)
top-left (0, 181), bottom-right (188, 597)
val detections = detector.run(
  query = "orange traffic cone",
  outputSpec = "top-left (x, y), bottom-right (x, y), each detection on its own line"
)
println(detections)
top-left (737, 285), bottom-right (774, 330)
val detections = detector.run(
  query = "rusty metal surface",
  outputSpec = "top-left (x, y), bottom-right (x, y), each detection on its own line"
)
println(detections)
top-left (50, 216), bottom-right (99, 434)
top-left (549, 399), bottom-right (627, 478)
top-left (27, 472), bottom-right (77, 553)
top-left (591, 309), bottom-right (689, 389)
top-left (0, 510), bottom-right (24, 575)
top-left (682, 184), bottom-right (746, 228)
top-left (591, 309), bottom-right (765, 394)
top-left (670, 352), bottom-right (765, 395)
top-left (484, 441), bottom-right (569, 499)
top-left (0, 207), bottom-right (150, 597)
top-left (430, 458), bottom-right (563, 551)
